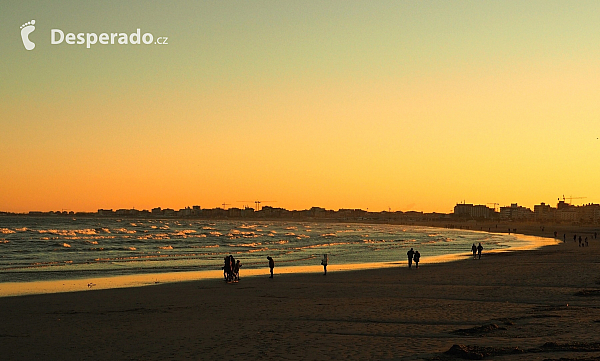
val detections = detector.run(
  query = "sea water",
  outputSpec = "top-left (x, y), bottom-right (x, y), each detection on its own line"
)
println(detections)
top-left (0, 216), bottom-right (556, 285)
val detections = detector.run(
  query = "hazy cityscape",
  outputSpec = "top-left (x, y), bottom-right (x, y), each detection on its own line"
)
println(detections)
top-left (3, 198), bottom-right (600, 224)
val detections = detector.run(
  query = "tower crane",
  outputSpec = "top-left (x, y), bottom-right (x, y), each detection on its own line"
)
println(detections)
top-left (559, 195), bottom-right (587, 205)
top-left (487, 203), bottom-right (499, 212)
top-left (254, 200), bottom-right (277, 211)
top-left (237, 200), bottom-right (277, 211)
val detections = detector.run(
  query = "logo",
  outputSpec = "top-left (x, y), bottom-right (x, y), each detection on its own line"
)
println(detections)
top-left (20, 20), bottom-right (36, 50)
top-left (20, 20), bottom-right (168, 51)
top-left (51, 29), bottom-right (168, 48)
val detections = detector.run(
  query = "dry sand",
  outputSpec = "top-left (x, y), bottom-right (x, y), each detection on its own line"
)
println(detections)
top-left (1, 228), bottom-right (600, 360)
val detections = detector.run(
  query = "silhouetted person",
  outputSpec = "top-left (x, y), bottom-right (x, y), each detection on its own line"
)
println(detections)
top-left (471, 243), bottom-right (477, 259)
top-left (267, 256), bottom-right (274, 278)
top-left (407, 248), bottom-right (415, 268)
top-left (229, 255), bottom-right (235, 282)
top-left (477, 243), bottom-right (483, 259)
top-left (414, 251), bottom-right (420, 269)
top-left (234, 260), bottom-right (242, 281)
top-left (574, 234), bottom-right (577, 242)
top-left (579, 236), bottom-right (582, 247)
top-left (223, 256), bottom-right (231, 281)
top-left (563, 234), bottom-right (566, 242)
top-left (321, 254), bottom-right (328, 275)
top-left (585, 237), bottom-right (588, 247)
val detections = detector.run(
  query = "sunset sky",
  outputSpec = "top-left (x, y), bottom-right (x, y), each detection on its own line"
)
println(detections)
top-left (2, 1), bottom-right (599, 213)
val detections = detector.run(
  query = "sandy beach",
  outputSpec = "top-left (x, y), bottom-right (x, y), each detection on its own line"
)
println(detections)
top-left (0, 226), bottom-right (599, 361)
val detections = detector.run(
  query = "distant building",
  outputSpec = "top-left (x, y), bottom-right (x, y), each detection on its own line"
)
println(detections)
top-left (454, 203), bottom-right (473, 217)
top-left (177, 207), bottom-right (193, 217)
top-left (241, 207), bottom-right (254, 218)
top-left (533, 202), bottom-right (555, 221)
top-left (228, 207), bottom-right (242, 218)
top-left (580, 204), bottom-right (600, 224)
top-left (191, 206), bottom-right (201, 216)
top-left (115, 209), bottom-right (134, 216)
top-left (97, 209), bottom-right (114, 216)
top-left (555, 202), bottom-right (600, 224)
top-left (499, 203), bottom-right (533, 220)
top-left (310, 207), bottom-right (329, 218)
top-left (453, 203), bottom-right (495, 219)
top-left (472, 205), bottom-right (492, 219)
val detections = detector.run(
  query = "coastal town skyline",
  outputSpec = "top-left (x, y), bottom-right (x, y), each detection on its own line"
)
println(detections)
top-left (4, 197), bottom-right (599, 224)
top-left (0, 193), bottom-right (598, 215)
top-left (1, 195), bottom-right (598, 215)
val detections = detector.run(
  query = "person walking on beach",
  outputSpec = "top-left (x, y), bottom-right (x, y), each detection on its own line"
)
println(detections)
top-left (321, 254), bottom-right (328, 275)
top-left (234, 260), bottom-right (242, 281)
top-left (407, 248), bottom-right (415, 268)
top-left (477, 243), bottom-right (483, 259)
top-left (230, 255), bottom-right (236, 281)
top-left (223, 256), bottom-right (230, 281)
top-left (471, 243), bottom-right (477, 259)
top-left (267, 256), bottom-right (274, 278)
top-left (414, 251), bottom-right (421, 269)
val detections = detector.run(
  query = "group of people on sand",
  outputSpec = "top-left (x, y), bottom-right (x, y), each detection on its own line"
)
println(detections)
top-left (227, 243), bottom-right (489, 281)
top-left (471, 243), bottom-right (483, 259)
top-left (223, 255), bottom-right (242, 283)
top-left (224, 254), bottom-right (327, 282)
top-left (406, 248), bottom-right (421, 269)
top-left (560, 233), bottom-right (596, 246)
top-left (575, 235), bottom-right (590, 247)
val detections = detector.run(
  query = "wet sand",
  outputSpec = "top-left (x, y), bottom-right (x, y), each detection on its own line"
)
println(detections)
top-left (1, 233), bottom-right (600, 360)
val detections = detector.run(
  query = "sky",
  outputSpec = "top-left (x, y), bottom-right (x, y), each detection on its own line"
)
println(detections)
top-left (1, 1), bottom-right (600, 213)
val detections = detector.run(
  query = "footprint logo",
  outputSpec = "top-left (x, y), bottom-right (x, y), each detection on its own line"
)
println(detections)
top-left (20, 20), bottom-right (36, 50)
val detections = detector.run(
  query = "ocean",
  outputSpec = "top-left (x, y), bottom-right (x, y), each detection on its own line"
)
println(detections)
top-left (0, 216), bottom-right (555, 285)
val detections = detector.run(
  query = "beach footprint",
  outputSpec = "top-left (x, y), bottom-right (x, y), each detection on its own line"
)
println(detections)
top-left (20, 20), bottom-right (36, 50)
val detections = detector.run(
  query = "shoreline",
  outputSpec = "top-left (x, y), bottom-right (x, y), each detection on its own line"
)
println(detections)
top-left (0, 229), bottom-right (598, 360)
top-left (0, 227), bottom-right (560, 298)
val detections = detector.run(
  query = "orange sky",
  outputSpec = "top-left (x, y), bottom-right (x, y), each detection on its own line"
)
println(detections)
top-left (2, 1), bottom-right (600, 213)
